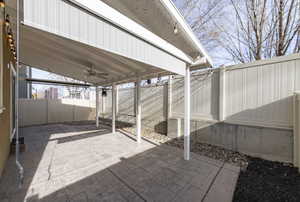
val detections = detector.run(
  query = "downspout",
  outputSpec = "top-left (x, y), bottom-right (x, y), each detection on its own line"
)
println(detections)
top-left (16, 0), bottom-right (24, 188)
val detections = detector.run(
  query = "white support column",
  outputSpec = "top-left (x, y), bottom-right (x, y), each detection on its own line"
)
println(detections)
top-left (116, 85), bottom-right (119, 114)
top-left (112, 83), bottom-right (116, 133)
top-left (135, 78), bottom-right (141, 143)
top-left (102, 93), bottom-right (106, 117)
top-left (168, 75), bottom-right (173, 118)
top-left (184, 65), bottom-right (191, 160)
top-left (96, 86), bottom-right (99, 128)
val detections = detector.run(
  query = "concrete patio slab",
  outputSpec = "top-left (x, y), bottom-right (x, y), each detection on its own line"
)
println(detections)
top-left (0, 123), bottom-right (239, 202)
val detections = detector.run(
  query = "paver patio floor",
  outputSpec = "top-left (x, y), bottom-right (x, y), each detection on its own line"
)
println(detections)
top-left (0, 123), bottom-right (239, 202)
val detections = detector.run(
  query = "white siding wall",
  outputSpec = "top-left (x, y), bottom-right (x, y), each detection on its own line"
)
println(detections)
top-left (23, 0), bottom-right (186, 75)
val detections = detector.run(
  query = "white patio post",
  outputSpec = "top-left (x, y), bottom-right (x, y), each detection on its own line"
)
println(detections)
top-left (96, 86), bottom-right (99, 128)
top-left (136, 77), bottom-right (141, 143)
top-left (116, 85), bottom-right (119, 114)
top-left (112, 83), bottom-right (116, 133)
top-left (184, 65), bottom-right (191, 160)
top-left (102, 93), bottom-right (106, 117)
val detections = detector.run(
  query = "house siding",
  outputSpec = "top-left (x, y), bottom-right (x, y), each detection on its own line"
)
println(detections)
top-left (0, 14), bottom-right (14, 177)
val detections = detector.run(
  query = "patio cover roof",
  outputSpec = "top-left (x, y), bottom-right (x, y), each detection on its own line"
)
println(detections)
top-left (7, 0), bottom-right (212, 86)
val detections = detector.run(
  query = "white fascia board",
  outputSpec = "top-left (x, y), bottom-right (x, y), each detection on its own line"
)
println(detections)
top-left (190, 57), bottom-right (209, 68)
top-left (69, 0), bottom-right (193, 64)
top-left (160, 0), bottom-right (213, 66)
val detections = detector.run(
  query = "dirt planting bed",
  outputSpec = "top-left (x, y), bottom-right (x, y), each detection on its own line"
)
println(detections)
top-left (233, 157), bottom-right (300, 202)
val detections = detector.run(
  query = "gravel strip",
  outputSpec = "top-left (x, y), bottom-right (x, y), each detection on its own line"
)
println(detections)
top-left (122, 127), bottom-right (170, 144)
top-left (166, 137), bottom-right (249, 169)
top-left (119, 123), bottom-right (248, 168)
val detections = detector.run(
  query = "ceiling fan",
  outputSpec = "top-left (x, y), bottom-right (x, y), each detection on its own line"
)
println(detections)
top-left (84, 66), bottom-right (108, 80)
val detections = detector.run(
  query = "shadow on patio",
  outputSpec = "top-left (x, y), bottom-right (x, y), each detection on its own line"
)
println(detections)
top-left (0, 123), bottom-right (239, 202)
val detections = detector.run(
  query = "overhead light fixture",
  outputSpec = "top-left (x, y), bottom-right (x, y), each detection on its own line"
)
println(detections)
top-left (174, 23), bottom-right (178, 35)
top-left (5, 14), bottom-right (10, 27)
top-left (157, 76), bottom-right (161, 83)
top-left (0, 0), bottom-right (5, 8)
top-left (102, 88), bottom-right (107, 97)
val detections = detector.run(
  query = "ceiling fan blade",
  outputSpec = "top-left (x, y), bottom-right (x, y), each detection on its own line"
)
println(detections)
top-left (96, 72), bottom-right (109, 76)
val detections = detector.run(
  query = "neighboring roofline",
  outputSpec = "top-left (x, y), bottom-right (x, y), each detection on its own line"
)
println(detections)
top-left (67, 0), bottom-right (194, 65)
top-left (159, 0), bottom-right (213, 66)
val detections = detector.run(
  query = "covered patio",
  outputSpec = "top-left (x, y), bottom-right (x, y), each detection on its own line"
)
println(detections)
top-left (12, 0), bottom-right (215, 161)
top-left (2, 0), bottom-right (226, 200)
top-left (0, 123), bottom-right (239, 202)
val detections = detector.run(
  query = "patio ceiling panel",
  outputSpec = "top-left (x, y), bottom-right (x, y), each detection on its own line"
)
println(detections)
top-left (22, 0), bottom-right (188, 84)
top-left (21, 25), bottom-right (164, 85)
top-left (101, 0), bottom-right (212, 64)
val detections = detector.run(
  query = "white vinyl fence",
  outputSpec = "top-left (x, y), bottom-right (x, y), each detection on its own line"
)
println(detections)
top-left (171, 71), bottom-right (219, 120)
top-left (171, 53), bottom-right (300, 130)
top-left (19, 84), bottom-right (168, 132)
top-left (19, 99), bottom-right (96, 126)
top-left (294, 92), bottom-right (300, 170)
top-left (223, 54), bottom-right (300, 129)
top-left (104, 84), bottom-right (168, 132)
top-left (20, 54), bottom-right (300, 131)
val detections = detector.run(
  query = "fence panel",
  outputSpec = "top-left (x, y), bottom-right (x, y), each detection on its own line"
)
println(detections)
top-left (118, 87), bottom-right (135, 116)
top-left (19, 98), bottom-right (95, 126)
top-left (141, 84), bottom-right (168, 132)
top-left (225, 54), bottom-right (300, 129)
top-left (19, 99), bottom-right (47, 126)
top-left (171, 72), bottom-right (219, 120)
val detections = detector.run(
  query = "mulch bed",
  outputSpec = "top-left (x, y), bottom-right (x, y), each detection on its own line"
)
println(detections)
top-left (233, 157), bottom-right (300, 202)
